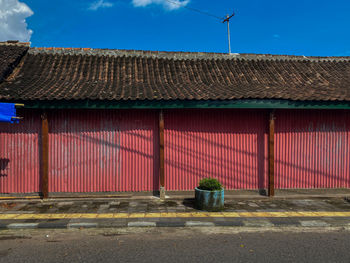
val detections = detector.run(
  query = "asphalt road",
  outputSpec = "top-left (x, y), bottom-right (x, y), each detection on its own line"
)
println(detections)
top-left (0, 228), bottom-right (349, 263)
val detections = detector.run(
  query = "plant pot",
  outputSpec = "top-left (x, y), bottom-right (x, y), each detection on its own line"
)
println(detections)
top-left (195, 187), bottom-right (224, 211)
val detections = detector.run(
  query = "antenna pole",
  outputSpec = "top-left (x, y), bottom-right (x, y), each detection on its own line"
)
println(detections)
top-left (227, 15), bottom-right (231, 54)
top-left (222, 12), bottom-right (235, 54)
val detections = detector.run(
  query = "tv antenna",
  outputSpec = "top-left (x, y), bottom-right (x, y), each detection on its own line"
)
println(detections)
top-left (222, 12), bottom-right (235, 54)
top-left (164, 0), bottom-right (236, 54)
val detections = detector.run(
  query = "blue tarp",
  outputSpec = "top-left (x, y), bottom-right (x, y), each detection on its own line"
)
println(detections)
top-left (0, 103), bottom-right (17, 123)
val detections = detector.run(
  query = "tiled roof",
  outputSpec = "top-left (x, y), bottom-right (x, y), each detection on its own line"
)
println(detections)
top-left (0, 46), bottom-right (350, 101)
top-left (0, 42), bottom-right (28, 83)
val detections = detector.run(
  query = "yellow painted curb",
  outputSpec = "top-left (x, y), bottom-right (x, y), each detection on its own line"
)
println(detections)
top-left (128, 213), bottom-right (145, 218)
top-left (1, 211), bottom-right (350, 220)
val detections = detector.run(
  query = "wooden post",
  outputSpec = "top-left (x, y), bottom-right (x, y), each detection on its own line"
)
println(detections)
top-left (268, 110), bottom-right (275, 197)
top-left (41, 111), bottom-right (49, 199)
top-left (159, 109), bottom-right (165, 199)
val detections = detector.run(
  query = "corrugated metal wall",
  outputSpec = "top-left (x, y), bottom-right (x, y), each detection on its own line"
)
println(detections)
top-left (164, 109), bottom-right (269, 191)
top-left (1, 108), bottom-right (349, 194)
top-left (275, 110), bottom-right (350, 189)
top-left (48, 110), bottom-right (159, 193)
top-left (0, 110), bottom-right (41, 194)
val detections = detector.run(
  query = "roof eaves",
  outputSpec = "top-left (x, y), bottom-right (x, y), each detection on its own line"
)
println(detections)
top-left (3, 99), bottom-right (350, 110)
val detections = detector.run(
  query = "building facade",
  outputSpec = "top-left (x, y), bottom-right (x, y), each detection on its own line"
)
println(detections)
top-left (0, 42), bottom-right (349, 196)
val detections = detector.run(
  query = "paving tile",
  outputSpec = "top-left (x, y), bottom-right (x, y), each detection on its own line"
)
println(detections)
top-left (68, 222), bottom-right (98, 228)
top-left (97, 219), bottom-right (127, 228)
top-left (158, 218), bottom-right (185, 223)
top-left (268, 218), bottom-right (301, 226)
top-left (128, 222), bottom-right (156, 227)
top-left (243, 219), bottom-right (274, 227)
top-left (214, 221), bottom-right (244, 227)
top-left (38, 220), bottom-right (70, 229)
top-left (300, 220), bottom-right (331, 227)
top-left (156, 221), bottom-right (185, 227)
top-left (320, 217), bottom-right (350, 227)
top-left (0, 220), bottom-right (16, 229)
top-left (188, 217), bottom-right (216, 222)
top-left (185, 221), bottom-right (215, 227)
top-left (7, 223), bottom-right (39, 229)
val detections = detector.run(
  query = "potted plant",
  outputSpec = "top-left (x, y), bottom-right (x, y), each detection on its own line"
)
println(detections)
top-left (195, 177), bottom-right (224, 211)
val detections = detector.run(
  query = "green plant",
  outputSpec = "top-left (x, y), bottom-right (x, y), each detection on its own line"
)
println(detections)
top-left (197, 177), bottom-right (223, 191)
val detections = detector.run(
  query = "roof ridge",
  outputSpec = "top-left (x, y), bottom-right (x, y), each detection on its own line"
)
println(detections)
top-left (0, 41), bottom-right (30, 47)
top-left (28, 47), bottom-right (350, 62)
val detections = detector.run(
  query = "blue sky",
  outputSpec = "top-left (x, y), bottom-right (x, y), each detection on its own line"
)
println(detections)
top-left (2, 0), bottom-right (350, 56)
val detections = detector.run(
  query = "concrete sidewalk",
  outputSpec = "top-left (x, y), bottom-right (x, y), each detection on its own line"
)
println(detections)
top-left (1, 197), bottom-right (350, 229)
top-left (2, 188), bottom-right (350, 200)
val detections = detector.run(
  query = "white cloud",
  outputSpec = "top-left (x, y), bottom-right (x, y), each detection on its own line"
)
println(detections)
top-left (88, 0), bottom-right (114, 11)
top-left (132, 0), bottom-right (189, 10)
top-left (0, 0), bottom-right (33, 42)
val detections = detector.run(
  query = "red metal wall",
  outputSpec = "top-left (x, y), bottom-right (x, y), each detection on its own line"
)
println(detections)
top-left (1, 108), bottom-right (350, 194)
top-left (275, 110), bottom-right (350, 189)
top-left (48, 110), bottom-right (159, 193)
top-left (0, 110), bottom-right (41, 194)
top-left (164, 110), bottom-right (269, 191)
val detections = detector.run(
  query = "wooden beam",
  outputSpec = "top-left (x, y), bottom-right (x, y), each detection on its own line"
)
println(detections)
top-left (41, 111), bottom-right (49, 199)
top-left (268, 110), bottom-right (275, 197)
top-left (159, 109), bottom-right (165, 199)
